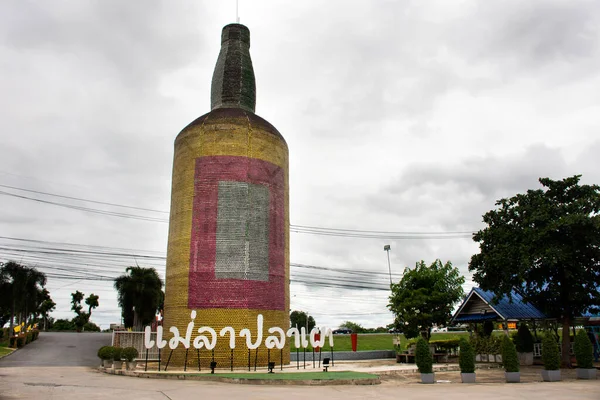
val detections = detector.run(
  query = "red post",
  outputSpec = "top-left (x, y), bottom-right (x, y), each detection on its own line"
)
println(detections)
top-left (351, 333), bottom-right (358, 352)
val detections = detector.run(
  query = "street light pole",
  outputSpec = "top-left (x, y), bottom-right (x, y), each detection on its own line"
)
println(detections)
top-left (384, 245), bottom-right (392, 286)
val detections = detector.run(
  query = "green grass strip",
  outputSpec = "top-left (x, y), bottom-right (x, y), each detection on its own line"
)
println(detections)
top-left (0, 347), bottom-right (14, 357)
top-left (192, 371), bottom-right (378, 380)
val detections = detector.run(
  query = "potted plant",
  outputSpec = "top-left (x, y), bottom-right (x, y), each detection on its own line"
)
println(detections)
top-left (574, 330), bottom-right (596, 380)
top-left (415, 337), bottom-right (434, 384)
top-left (515, 324), bottom-right (534, 365)
top-left (112, 347), bottom-right (123, 370)
top-left (459, 338), bottom-right (476, 383)
top-left (122, 347), bottom-right (139, 370)
top-left (541, 335), bottom-right (561, 381)
top-left (501, 335), bottom-right (520, 383)
top-left (98, 345), bottom-right (115, 368)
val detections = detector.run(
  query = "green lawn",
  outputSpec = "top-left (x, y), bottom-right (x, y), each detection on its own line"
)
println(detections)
top-left (0, 339), bottom-right (14, 358)
top-left (289, 332), bottom-right (471, 352)
top-left (194, 371), bottom-right (378, 380)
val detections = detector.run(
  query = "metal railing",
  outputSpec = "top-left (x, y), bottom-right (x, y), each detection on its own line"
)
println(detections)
top-left (112, 331), bottom-right (159, 360)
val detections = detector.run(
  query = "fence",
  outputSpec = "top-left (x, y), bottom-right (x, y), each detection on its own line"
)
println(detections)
top-left (112, 331), bottom-right (159, 360)
top-left (533, 342), bottom-right (574, 357)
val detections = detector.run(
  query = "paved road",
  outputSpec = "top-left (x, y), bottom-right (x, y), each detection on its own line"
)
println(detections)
top-left (0, 332), bottom-right (111, 367)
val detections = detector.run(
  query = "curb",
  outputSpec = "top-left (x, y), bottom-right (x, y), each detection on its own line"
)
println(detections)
top-left (98, 367), bottom-right (380, 385)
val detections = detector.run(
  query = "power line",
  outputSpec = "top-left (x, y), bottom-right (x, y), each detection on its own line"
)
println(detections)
top-left (0, 183), bottom-right (477, 238)
top-left (0, 184), bottom-right (168, 213)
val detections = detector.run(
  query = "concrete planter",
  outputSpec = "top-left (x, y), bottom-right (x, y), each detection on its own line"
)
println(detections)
top-left (126, 361), bottom-right (138, 371)
top-left (541, 369), bottom-right (561, 382)
top-left (505, 372), bottom-right (520, 383)
top-left (518, 352), bottom-right (533, 366)
top-left (420, 373), bottom-right (435, 384)
top-left (102, 360), bottom-right (113, 368)
top-left (576, 368), bottom-right (596, 380)
top-left (461, 372), bottom-right (476, 383)
top-left (112, 360), bottom-right (123, 370)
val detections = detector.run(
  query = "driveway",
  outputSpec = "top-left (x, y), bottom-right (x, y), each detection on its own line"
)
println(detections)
top-left (0, 332), bottom-right (111, 367)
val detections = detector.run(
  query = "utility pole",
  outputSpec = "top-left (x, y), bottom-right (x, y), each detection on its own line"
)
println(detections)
top-left (384, 245), bottom-right (392, 286)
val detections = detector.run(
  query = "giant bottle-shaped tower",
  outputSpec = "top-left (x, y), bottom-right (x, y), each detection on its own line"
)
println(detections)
top-left (163, 23), bottom-right (289, 367)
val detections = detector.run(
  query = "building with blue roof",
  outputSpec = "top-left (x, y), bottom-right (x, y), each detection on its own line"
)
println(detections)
top-left (452, 287), bottom-right (547, 324)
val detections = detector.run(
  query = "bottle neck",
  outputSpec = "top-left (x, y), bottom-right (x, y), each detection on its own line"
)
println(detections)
top-left (210, 23), bottom-right (256, 113)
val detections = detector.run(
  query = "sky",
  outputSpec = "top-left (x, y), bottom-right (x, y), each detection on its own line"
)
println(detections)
top-left (1, 0), bottom-right (599, 330)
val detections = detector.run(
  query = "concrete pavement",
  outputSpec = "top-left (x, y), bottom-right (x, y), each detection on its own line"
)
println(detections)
top-left (1, 365), bottom-right (599, 399)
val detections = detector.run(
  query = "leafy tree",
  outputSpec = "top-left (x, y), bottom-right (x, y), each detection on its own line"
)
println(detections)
top-left (71, 291), bottom-right (99, 331)
top-left (339, 321), bottom-right (367, 333)
top-left (114, 267), bottom-right (163, 330)
top-left (388, 259), bottom-right (465, 340)
top-left (51, 319), bottom-right (75, 331)
top-left (469, 176), bottom-right (600, 367)
top-left (38, 289), bottom-right (56, 331)
top-left (289, 310), bottom-right (316, 331)
top-left (0, 261), bottom-right (47, 334)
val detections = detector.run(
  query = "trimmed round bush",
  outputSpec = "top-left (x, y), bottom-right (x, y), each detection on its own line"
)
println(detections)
top-left (515, 324), bottom-right (534, 353)
top-left (574, 330), bottom-right (594, 369)
top-left (501, 335), bottom-right (519, 373)
top-left (112, 346), bottom-right (122, 361)
top-left (459, 338), bottom-right (475, 373)
top-left (97, 345), bottom-right (115, 361)
top-left (415, 337), bottom-right (433, 374)
top-left (121, 347), bottom-right (139, 362)
top-left (542, 334), bottom-right (560, 371)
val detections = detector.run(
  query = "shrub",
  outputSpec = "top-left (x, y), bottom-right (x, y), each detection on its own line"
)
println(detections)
top-left (515, 324), bottom-right (534, 353)
top-left (542, 335), bottom-right (560, 371)
top-left (483, 321), bottom-right (495, 337)
top-left (459, 338), bottom-right (475, 373)
top-left (121, 347), bottom-right (139, 362)
top-left (83, 322), bottom-right (101, 332)
top-left (97, 346), bottom-right (115, 361)
top-left (415, 337), bottom-right (433, 374)
top-left (26, 332), bottom-right (33, 344)
top-left (430, 339), bottom-right (461, 354)
top-left (52, 319), bottom-right (75, 331)
top-left (9, 336), bottom-right (17, 348)
top-left (112, 346), bottom-right (122, 361)
top-left (501, 335), bottom-right (519, 373)
top-left (574, 330), bottom-right (593, 369)
top-left (16, 335), bottom-right (25, 348)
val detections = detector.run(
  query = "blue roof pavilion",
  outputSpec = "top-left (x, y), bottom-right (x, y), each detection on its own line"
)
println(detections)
top-left (452, 287), bottom-right (547, 323)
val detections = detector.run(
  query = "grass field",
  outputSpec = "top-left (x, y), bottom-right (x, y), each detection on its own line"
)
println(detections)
top-left (290, 332), bottom-right (471, 352)
top-left (0, 339), bottom-right (14, 358)
top-left (195, 371), bottom-right (378, 380)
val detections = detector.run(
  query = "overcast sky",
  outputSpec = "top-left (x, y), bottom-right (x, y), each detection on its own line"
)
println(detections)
top-left (1, 0), bottom-right (599, 330)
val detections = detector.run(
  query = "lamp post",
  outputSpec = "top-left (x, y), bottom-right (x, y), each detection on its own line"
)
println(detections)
top-left (384, 245), bottom-right (392, 286)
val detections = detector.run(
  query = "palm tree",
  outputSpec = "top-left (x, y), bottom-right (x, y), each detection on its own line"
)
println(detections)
top-left (0, 261), bottom-right (47, 334)
top-left (114, 267), bottom-right (163, 330)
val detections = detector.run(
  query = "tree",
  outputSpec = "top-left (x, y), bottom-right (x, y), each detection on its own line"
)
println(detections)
top-left (469, 176), bottom-right (600, 367)
top-left (38, 289), bottom-right (56, 331)
top-left (388, 259), bottom-right (465, 340)
top-left (0, 261), bottom-right (47, 334)
top-left (289, 310), bottom-right (316, 331)
top-left (71, 291), bottom-right (99, 331)
top-left (114, 267), bottom-right (163, 330)
top-left (339, 321), bottom-right (367, 333)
